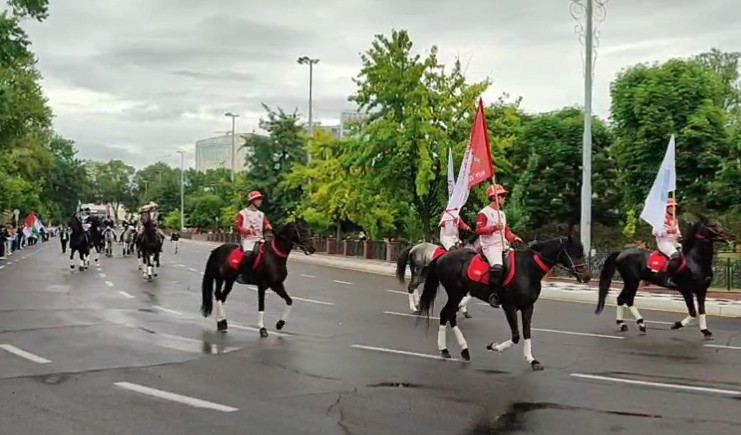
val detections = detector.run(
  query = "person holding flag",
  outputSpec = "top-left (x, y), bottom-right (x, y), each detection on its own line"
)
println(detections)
top-left (653, 198), bottom-right (682, 286)
top-left (475, 184), bottom-right (523, 308)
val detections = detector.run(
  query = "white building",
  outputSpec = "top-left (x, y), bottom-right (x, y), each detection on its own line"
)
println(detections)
top-left (195, 134), bottom-right (254, 172)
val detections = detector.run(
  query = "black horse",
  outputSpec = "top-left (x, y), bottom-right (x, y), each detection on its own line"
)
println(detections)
top-left (596, 217), bottom-right (733, 338)
top-left (137, 219), bottom-right (162, 281)
top-left (200, 217), bottom-right (315, 337)
top-left (418, 235), bottom-right (591, 370)
top-left (88, 216), bottom-right (103, 264)
top-left (67, 215), bottom-right (91, 271)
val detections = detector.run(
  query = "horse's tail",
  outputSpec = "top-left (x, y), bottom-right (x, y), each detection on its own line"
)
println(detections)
top-left (596, 251), bottom-right (620, 315)
top-left (201, 248), bottom-right (219, 317)
top-left (418, 256), bottom-right (441, 321)
top-left (396, 246), bottom-right (411, 284)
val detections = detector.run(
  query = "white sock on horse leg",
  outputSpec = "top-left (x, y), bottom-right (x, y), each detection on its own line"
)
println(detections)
top-left (523, 338), bottom-right (534, 363)
top-left (281, 305), bottom-right (291, 322)
top-left (493, 340), bottom-right (514, 352)
top-left (458, 294), bottom-right (471, 309)
top-left (437, 325), bottom-right (447, 351)
top-left (452, 326), bottom-right (468, 349)
top-left (629, 306), bottom-right (643, 321)
top-left (699, 314), bottom-right (707, 330)
top-left (413, 289), bottom-right (420, 307)
top-left (408, 293), bottom-right (417, 312)
top-left (258, 311), bottom-right (265, 328)
top-left (214, 300), bottom-right (226, 321)
top-left (616, 305), bottom-right (625, 322)
top-left (681, 315), bottom-right (694, 326)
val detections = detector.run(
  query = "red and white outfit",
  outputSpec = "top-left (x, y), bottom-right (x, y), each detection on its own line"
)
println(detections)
top-left (234, 191), bottom-right (272, 251)
top-left (475, 206), bottom-right (518, 266)
top-left (439, 214), bottom-right (471, 250)
top-left (654, 213), bottom-right (681, 258)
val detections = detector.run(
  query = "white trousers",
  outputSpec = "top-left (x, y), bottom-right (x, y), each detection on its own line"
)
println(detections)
top-left (241, 238), bottom-right (260, 252)
top-left (440, 234), bottom-right (460, 250)
top-left (657, 239), bottom-right (680, 257)
top-left (482, 246), bottom-right (504, 266)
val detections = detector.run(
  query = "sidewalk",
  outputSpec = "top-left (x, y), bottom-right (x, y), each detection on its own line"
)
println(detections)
top-left (183, 239), bottom-right (741, 317)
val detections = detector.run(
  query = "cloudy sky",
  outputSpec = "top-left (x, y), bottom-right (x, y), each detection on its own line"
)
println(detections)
top-left (19, 0), bottom-right (741, 168)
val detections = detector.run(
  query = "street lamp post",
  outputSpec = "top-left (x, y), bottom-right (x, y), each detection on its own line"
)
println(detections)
top-left (176, 151), bottom-right (185, 232)
top-left (224, 112), bottom-right (239, 184)
top-left (570, 0), bottom-right (608, 259)
top-left (297, 56), bottom-right (319, 164)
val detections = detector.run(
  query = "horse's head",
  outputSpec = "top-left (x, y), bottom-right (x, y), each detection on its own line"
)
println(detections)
top-left (278, 217), bottom-right (315, 254)
top-left (694, 216), bottom-right (734, 245)
top-left (558, 234), bottom-right (591, 284)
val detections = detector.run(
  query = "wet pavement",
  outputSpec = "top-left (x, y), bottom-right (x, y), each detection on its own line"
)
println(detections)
top-left (0, 240), bottom-right (740, 434)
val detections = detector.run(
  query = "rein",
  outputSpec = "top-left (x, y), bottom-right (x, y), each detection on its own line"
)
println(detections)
top-left (529, 239), bottom-right (585, 279)
top-left (270, 225), bottom-right (313, 258)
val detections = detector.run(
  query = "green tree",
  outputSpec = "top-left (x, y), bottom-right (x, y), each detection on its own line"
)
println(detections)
top-left (39, 136), bottom-right (89, 220)
top-left (610, 58), bottom-right (731, 212)
top-left (97, 160), bottom-right (135, 221)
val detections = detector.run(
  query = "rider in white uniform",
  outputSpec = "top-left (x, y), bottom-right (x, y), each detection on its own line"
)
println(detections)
top-left (235, 191), bottom-right (273, 254)
top-left (475, 184), bottom-right (523, 308)
top-left (439, 212), bottom-right (471, 250)
top-left (653, 198), bottom-right (682, 287)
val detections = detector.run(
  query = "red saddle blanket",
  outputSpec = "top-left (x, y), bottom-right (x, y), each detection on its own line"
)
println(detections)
top-left (467, 250), bottom-right (516, 287)
top-left (227, 244), bottom-right (266, 271)
top-left (432, 247), bottom-right (447, 261)
top-left (647, 251), bottom-right (668, 273)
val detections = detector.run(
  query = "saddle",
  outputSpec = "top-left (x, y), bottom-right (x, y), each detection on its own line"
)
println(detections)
top-left (467, 250), bottom-right (516, 287)
top-left (647, 251), bottom-right (686, 274)
top-left (231, 242), bottom-right (266, 284)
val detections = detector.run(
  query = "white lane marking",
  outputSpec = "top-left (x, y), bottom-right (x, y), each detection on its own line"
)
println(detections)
top-left (645, 320), bottom-right (674, 325)
top-left (705, 344), bottom-right (741, 351)
top-left (385, 311), bottom-right (436, 319)
top-left (570, 373), bottom-right (741, 396)
top-left (533, 328), bottom-right (624, 340)
top-left (300, 273), bottom-right (316, 278)
top-left (188, 267), bottom-right (197, 272)
top-left (387, 289), bottom-right (408, 295)
top-left (0, 344), bottom-right (52, 364)
top-left (118, 291), bottom-right (135, 299)
top-left (333, 280), bottom-right (353, 285)
top-left (351, 344), bottom-right (469, 363)
top-left (99, 273), bottom-right (107, 278)
top-left (229, 323), bottom-right (289, 337)
top-left (21, 255), bottom-right (28, 259)
top-left (105, 281), bottom-right (114, 287)
top-left (113, 382), bottom-right (238, 412)
top-left (154, 306), bottom-right (184, 315)
top-left (0, 265), bottom-right (5, 269)
top-left (292, 296), bottom-right (335, 306)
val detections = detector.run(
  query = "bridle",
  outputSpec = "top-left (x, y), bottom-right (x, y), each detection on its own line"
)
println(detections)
top-left (530, 238), bottom-right (588, 282)
top-left (274, 224), bottom-right (314, 256)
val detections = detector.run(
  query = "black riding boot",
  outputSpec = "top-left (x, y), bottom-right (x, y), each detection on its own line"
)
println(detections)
top-left (487, 264), bottom-right (504, 308)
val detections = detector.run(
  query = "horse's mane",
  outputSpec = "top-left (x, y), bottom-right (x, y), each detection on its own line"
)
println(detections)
top-left (527, 237), bottom-right (564, 252)
top-left (680, 220), bottom-right (703, 252)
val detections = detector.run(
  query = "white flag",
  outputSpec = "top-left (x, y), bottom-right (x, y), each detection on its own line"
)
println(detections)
top-left (640, 135), bottom-right (677, 232)
top-left (440, 143), bottom-right (474, 224)
top-left (447, 148), bottom-right (455, 198)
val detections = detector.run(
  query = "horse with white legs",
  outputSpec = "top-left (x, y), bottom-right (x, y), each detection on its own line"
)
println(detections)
top-left (137, 220), bottom-right (162, 281)
top-left (596, 217), bottom-right (733, 338)
top-left (418, 235), bottom-right (590, 370)
top-left (67, 215), bottom-right (91, 271)
top-left (122, 228), bottom-right (136, 256)
top-left (396, 240), bottom-right (477, 318)
top-left (200, 217), bottom-right (315, 337)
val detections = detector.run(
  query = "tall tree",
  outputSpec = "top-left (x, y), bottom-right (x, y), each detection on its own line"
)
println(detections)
top-left (98, 160), bottom-right (135, 221)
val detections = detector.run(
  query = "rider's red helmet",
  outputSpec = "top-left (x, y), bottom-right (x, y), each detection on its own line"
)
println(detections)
top-left (486, 184), bottom-right (507, 200)
top-left (247, 191), bottom-right (264, 203)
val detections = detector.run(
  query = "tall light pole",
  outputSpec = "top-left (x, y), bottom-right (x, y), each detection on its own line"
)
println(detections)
top-left (570, 0), bottom-right (608, 258)
top-left (297, 56), bottom-right (319, 163)
top-left (176, 150), bottom-right (185, 232)
top-left (224, 112), bottom-right (239, 183)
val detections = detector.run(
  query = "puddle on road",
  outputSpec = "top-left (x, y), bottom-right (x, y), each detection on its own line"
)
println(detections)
top-left (367, 382), bottom-right (426, 389)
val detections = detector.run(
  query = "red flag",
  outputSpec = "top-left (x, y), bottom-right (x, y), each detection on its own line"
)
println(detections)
top-left (24, 212), bottom-right (36, 228)
top-left (467, 98), bottom-right (494, 188)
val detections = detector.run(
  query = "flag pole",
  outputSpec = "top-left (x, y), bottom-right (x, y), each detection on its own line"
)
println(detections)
top-left (491, 170), bottom-right (506, 248)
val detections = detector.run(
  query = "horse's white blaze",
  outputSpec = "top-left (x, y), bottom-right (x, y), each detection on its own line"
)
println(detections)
top-left (523, 338), bottom-right (534, 363)
top-left (681, 315), bottom-right (694, 326)
top-left (281, 305), bottom-right (291, 323)
top-left (699, 313), bottom-right (707, 330)
top-left (616, 304), bottom-right (625, 322)
top-left (437, 325), bottom-right (447, 351)
top-left (629, 305), bottom-right (643, 321)
top-left (452, 326), bottom-right (468, 349)
top-left (258, 311), bottom-right (265, 328)
top-left (214, 300), bottom-right (226, 321)
top-left (492, 340), bottom-right (514, 352)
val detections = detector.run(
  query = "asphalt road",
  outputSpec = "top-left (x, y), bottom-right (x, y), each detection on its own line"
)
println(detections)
top-left (0, 239), bottom-right (740, 435)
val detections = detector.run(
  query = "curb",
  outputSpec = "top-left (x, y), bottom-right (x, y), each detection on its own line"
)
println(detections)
top-left (182, 239), bottom-right (741, 317)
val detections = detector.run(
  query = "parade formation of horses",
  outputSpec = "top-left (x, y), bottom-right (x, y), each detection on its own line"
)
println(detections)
top-left (596, 217), bottom-right (734, 338)
top-left (200, 217), bottom-right (315, 337)
top-left (418, 234), bottom-right (591, 370)
top-left (67, 214), bottom-right (91, 271)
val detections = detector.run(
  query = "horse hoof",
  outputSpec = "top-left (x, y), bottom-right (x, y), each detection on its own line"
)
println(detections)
top-left (276, 320), bottom-right (285, 330)
top-left (701, 329), bottom-right (713, 339)
top-left (259, 327), bottom-right (269, 338)
top-left (217, 319), bottom-right (228, 332)
top-left (531, 360), bottom-right (544, 371)
top-left (671, 321), bottom-right (683, 330)
top-left (463, 312), bottom-right (473, 319)
top-left (412, 310), bottom-right (421, 316)
top-left (79, 266), bottom-right (84, 271)
top-left (441, 349), bottom-right (451, 359)
top-left (486, 343), bottom-right (494, 351)
top-left (638, 324), bottom-right (647, 335)
top-left (619, 324), bottom-right (629, 332)
top-left (70, 265), bottom-right (74, 270)
top-left (461, 348), bottom-right (471, 361)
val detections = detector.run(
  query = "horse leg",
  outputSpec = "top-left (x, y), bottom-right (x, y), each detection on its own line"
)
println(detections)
top-left (615, 279), bottom-right (639, 332)
top-left (69, 248), bottom-right (75, 270)
top-left (214, 278), bottom-right (231, 332)
top-left (520, 304), bottom-right (543, 371)
top-left (407, 264), bottom-right (420, 313)
top-left (671, 289), bottom-right (698, 331)
top-left (487, 305), bottom-right (519, 353)
top-left (458, 293), bottom-right (472, 319)
top-left (439, 293), bottom-right (469, 361)
top-left (137, 248), bottom-right (143, 270)
top-left (270, 282), bottom-right (293, 331)
top-left (154, 251), bottom-right (160, 277)
top-left (257, 285), bottom-right (269, 338)
top-left (696, 288), bottom-right (712, 339)
top-left (625, 292), bottom-right (647, 335)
